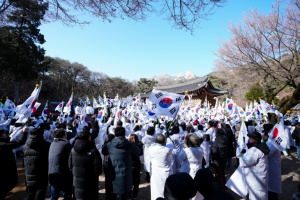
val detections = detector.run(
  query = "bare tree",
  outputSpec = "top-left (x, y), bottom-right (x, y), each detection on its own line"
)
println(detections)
top-left (0, 0), bottom-right (226, 31)
top-left (216, 0), bottom-right (300, 112)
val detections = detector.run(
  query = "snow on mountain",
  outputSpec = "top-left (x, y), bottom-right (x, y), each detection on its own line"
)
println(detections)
top-left (153, 71), bottom-right (197, 86)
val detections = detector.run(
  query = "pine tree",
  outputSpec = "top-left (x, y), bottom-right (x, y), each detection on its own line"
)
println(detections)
top-left (0, 0), bottom-right (48, 102)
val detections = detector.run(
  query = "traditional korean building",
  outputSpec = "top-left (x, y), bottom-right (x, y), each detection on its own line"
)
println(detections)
top-left (141, 76), bottom-right (228, 106)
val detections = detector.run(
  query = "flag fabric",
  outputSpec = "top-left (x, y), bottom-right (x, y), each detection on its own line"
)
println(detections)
top-left (64, 93), bottom-right (73, 115)
top-left (3, 98), bottom-right (15, 116)
top-left (31, 102), bottom-right (41, 115)
top-left (259, 99), bottom-right (272, 114)
top-left (81, 103), bottom-right (88, 126)
top-left (98, 95), bottom-right (104, 106)
top-left (225, 98), bottom-right (234, 115)
top-left (97, 109), bottom-right (104, 123)
top-left (268, 118), bottom-right (289, 151)
top-left (42, 101), bottom-right (49, 120)
top-left (16, 82), bottom-right (42, 123)
top-left (226, 166), bottom-right (247, 198)
top-left (55, 101), bottom-right (65, 113)
top-left (86, 97), bottom-right (91, 105)
top-left (93, 97), bottom-right (99, 108)
top-left (3, 98), bottom-right (15, 112)
top-left (78, 98), bottom-right (84, 106)
top-left (0, 106), bottom-right (4, 120)
top-left (236, 121), bottom-right (249, 157)
top-left (15, 82), bottom-right (42, 116)
top-left (148, 89), bottom-right (185, 119)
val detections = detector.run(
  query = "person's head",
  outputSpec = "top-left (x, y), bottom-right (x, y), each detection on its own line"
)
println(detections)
top-left (172, 125), bottom-right (180, 134)
top-left (180, 122), bottom-right (186, 131)
top-left (155, 134), bottom-right (166, 145)
top-left (77, 130), bottom-right (91, 141)
top-left (133, 125), bottom-right (140, 132)
top-left (53, 128), bottom-right (66, 138)
top-left (215, 128), bottom-right (225, 137)
top-left (185, 133), bottom-right (201, 147)
top-left (114, 126), bottom-right (126, 137)
top-left (128, 134), bottom-right (139, 144)
top-left (44, 123), bottom-right (51, 131)
top-left (295, 122), bottom-right (300, 130)
top-left (247, 131), bottom-right (262, 144)
top-left (194, 168), bottom-right (220, 198)
top-left (56, 123), bottom-right (64, 129)
top-left (105, 134), bottom-right (115, 143)
top-left (197, 124), bottom-right (203, 131)
top-left (164, 172), bottom-right (197, 200)
top-left (116, 120), bottom-right (123, 127)
top-left (30, 127), bottom-right (44, 136)
top-left (146, 126), bottom-right (155, 136)
top-left (208, 120), bottom-right (214, 128)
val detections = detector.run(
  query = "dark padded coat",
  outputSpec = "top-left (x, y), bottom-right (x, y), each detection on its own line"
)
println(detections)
top-left (0, 131), bottom-right (28, 196)
top-left (194, 168), bottom-right (235, 200)
top-left (69, 139), bottom-right (102, 200)
top-left (102, 137), bottom-right (141, 195)
top-left (23, 135), bottom-right (51, 189)
top-left (211, 133), bottom-right (228, 166)
top-left (48, 138), bottom-right (72, 190)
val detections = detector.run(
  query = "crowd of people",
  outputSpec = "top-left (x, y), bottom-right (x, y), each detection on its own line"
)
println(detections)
top-left (0, 101), bottom-right (299, 200)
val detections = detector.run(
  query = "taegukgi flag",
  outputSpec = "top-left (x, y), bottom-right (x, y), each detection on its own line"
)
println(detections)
top-left (148, 89), bottom-right (185, 119)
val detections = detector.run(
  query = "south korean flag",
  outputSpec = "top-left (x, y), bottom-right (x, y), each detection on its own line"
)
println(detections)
top-left (148, 89), bottom-right (185, 119)
top-left (268, 117), bottom-right (289, 151)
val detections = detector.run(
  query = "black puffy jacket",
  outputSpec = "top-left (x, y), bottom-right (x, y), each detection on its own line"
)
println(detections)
top-left (211, 133), bottom-right (228, 166)
top-left (0, 131), bottom-right (28, 195)
top-left (23, 135), bottom-right (50, 188)
top-left (69, 139), bottom-right (102, 200)
top-left (48, 138), bottom-right (72, 190)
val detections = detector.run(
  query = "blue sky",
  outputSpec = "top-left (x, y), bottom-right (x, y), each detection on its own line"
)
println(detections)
top-left (40, 0), bottom-right (275, 82)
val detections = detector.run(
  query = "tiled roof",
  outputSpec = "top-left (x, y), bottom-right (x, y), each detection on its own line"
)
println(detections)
top-left (140, 76), bottom-right (228, 98)
top-left (291, 103), bottom-right (300, 110)
top-left (154, 76), bottom-right (227, 95)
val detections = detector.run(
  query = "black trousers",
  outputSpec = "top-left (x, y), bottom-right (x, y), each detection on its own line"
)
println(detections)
top-left (24, 186), bottom-right (47, 200)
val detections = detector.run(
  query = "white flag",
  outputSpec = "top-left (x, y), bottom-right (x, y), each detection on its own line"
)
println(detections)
top-left (42, 101), bottom-right (49, 120)
top-left (236, 121), bottom-right (249, 157)
top-left (15, 82), bottom-right (42, 115)
top-left (55, 102), bottom-right (65, 113)
top-left (31, 102), bottom-right (41, 114)
top-left (64, 93), bottom-right (73, 115)
top-left (3, 98), bottom-right (15, 112)
top-left (260, 99), bottom-right (272, 114)
top-left (268, 118), bottom-right (288, 151)
top-left (93, 97), bottom-right (100, 108)
top-left (16, 82), bottom-right (42, 123)
top-left (148, 89), bottom-right (184, 119)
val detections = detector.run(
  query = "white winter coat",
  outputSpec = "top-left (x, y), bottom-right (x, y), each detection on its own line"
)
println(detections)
top-left (142, 134), bottom-right (156, 172)
top-left (178, 146), bottom-right (204, 200)
top-left (266, 141), bottom-right (282, 194)
top-left (178, 147), bottom-right (204, 177)
top-left (240, 146), bottom-right (268, 200)
top-left (148, 144), bottom-right (174, 200)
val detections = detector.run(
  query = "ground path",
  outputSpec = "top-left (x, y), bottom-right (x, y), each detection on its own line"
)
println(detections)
top-left (5, 149), bottom-right (300, 200)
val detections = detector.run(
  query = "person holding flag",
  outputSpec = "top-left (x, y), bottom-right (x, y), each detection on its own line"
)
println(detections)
top-left (266, 122), bottom-right (282, 200)
top-left (239, 131), bottom-right (270, 200)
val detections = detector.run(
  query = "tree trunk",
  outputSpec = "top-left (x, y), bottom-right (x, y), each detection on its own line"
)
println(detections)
top-left (277, 83), bottom-right (300, 114)
top-left (14, 82), bottom-right (20, 104)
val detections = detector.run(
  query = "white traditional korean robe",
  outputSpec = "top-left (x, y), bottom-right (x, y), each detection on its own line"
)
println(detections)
top-left (149, 143), bottom-right (174, 200)
top-left (240, 146), bottom-right (268, 200)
